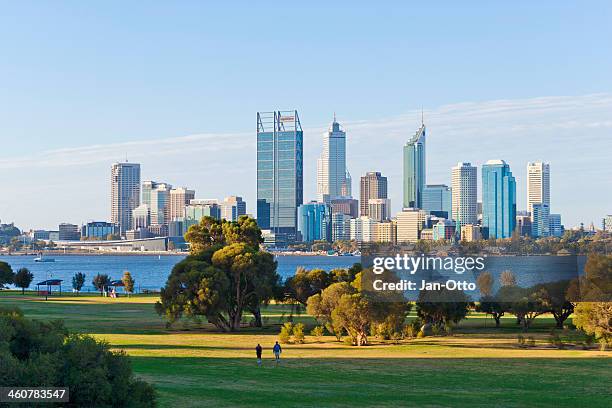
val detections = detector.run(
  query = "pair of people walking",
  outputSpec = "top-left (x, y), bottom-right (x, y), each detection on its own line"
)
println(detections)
top-left (255, 341), bottom-right (282, 366)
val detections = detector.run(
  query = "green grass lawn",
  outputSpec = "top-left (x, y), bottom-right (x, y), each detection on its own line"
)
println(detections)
top-left (1, 291), bottom-right (611, 407)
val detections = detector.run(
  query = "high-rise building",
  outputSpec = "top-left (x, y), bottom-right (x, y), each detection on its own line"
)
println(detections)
top-left (527, 162), bottom-right (550, 219)
top-left (58, 223), bottom-right (80, 241)
top-left (297, 202), bottom-right (332, 242)
top-left (532, 203), bottom-right (550, 238)
top-left (375, 221), bottom-right (397, 244)
top-left (482, 160), bottom-right (516, 239)
top-left (185, 199), bottom-right (221, 229)
top-left (132, 204), bottom-right (151, 229)
top-left (111, 162), bottom-right (141, 235)
top-left (367, 198), bottom-right (392, 222)
top-left (549, 213), bottom-right (563, 237)
top-left (422, 184), bottom-right (452, 218)
top-left (169, 187), bottom-right (195, 221)
top-left (432, 219), bottom-right (456, 241)
top-left (256, 111), bottom-right (303, 244)
top-left (221, 196), bottom-right (247, 222)
top-left (359, 172), bottom-right (387, 217)
top-left (516, 213), bottom-right (532, 236)
top-left (403, 123), bottom-right (426, 209)
top-left (316, 115), bottom-right (351, 202)
top-left (460, 224), bottom-right (481, 242)
top-left (451, 162), bottom-right (478, 229)
top-left (330, 197), bottom-right (359, 218)
top-left (396, 209), bottom-right (427, 243)
top-left (141, 180), bottom-right (158, 207)
top-left (150, 183), bottom-right (173, 226)
top-left (350, 216), bottom-right (378, 243)
top-left (331, 212), bottom-right (351, 242)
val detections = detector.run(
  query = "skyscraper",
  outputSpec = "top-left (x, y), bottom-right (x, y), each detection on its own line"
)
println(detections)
top-left (316, 115), bottom-right (351, 202)
top-left (482, 160), bottom-right (516, 239)
top-left (150, 183), bottom-right (173, 226)
top-left (111, 162), bottom-right (141, 235)
top-left (451, 162), bottom-right (478, 229)
top-left (422, 184), bottom-right (452, 218)
top-left (297, 201), bottom-right (332, 242)
top-left (403, 123), bottom-right (426, 209)
top-left (256, 111), bottom-right (303, 244)
top-left (532, 203), bottom-right (550, 238)
top-left (367, 198), bottom-right (391, 222)
top-left (527, 162), bottom-right (550, 219)
top-left (396, 209), bottom-right (427, 243)
top-left (141, 180), bottom-right (158, 208)
top-left (169, 187), bottom-right (195, 221)
top-left (359, 172), bottom-right (387, 217)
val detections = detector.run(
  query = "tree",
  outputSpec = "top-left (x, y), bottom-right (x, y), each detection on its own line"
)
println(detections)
top-left (72, 272), bottom-right (86, 293)
top-left (122, 271), bottom-right (135, 296)
top-left (496, 285), bottom-right (547, 331)
top-left (13, 268), bottom-right (33, 294)
top-left (477, 296), bottom-right (505, 327)
top-left (573, 302), bottom-right (612, 349)
top-left (533, 280), bottom-right (574, 329)
top-left (284, 267), bottom-right (332, 305)
top-left (156, 216), bottom-right (280, 332)
top-left (476, 271), bottom-right (494, 297)
top-left (92, 274), bottom-right (111, 294)
top-left (0, 261), bottom-right (15, 289)
top-left (500, 270), bottom-right (517, 287)
top-left (416, 288), bottom-right (470, 327)
top-left (332, 293), bottom-right (371, 346)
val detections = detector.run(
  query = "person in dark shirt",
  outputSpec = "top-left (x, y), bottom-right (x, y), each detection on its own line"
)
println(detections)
top-left (256, 344), bottom-right (263, 366)
top-left (273, 341), bottom-right (282, 364)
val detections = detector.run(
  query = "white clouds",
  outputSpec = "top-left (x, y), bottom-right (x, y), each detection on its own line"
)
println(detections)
top-left (1, 93), bottom-right (611, 229)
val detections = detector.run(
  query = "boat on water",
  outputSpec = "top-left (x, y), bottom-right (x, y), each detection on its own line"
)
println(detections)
top-left (34, 253), bottom-right (55, 263)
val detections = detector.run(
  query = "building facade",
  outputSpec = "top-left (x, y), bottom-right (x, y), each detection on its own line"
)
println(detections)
top-left (331, 212), bottom-right (351, 242)
top-left (460, 224), bottom-right (481, 242)
top-left (422, 184), bottom-right (452, 218)
top-left (111, 162), bottom-right (141, 235)
top-left (451, 162), bottom-right (478, 230)
top-left (350, 216), bottom-right (377, 243)
top-left (359, 172), bottom-right (387, 217)
top-left (549, 213), bottom-right (563, 237)
top-left (58, 223), bottom-right (80, 241)
top-left (150, 183), bottom-right (173, 226)
top-left (368, 198), bottom-right (391, 222)
top-left (221, 196), bottom-right (247, 222)
top-left (256, 111), bottom-right (303, 244)
top-left (396, 209), bottom-right (427, 243)
top-left (532, 203), bottom-right (550, 238)
top-left (169, 187), bottom-right (195, 221)
top-left (297, 202), bottom-right (332, 242)
top-left (375, 221), bottom-right (397, 244)
top-left (482, 160), bottom-right (516, 239)
top-left (316, 115), bottom-right (351, 202)
top-left (432, 219), bottom-right (456, 241)
top-left (81, 222), bottom-right (119, 239)
top-left (330, 197), bottom-right (359, 218)
top-left (527, 162), bottom-right (550, 219)
top-left (403, 123), bottom-right (426, 209)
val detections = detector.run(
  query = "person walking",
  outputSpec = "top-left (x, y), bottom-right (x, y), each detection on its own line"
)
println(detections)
top-left (273, 341), bottom-right (282, 364)
top-left (255, 343), bottom-right (263, 366)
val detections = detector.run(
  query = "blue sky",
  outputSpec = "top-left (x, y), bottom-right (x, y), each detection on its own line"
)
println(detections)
top-left (0, 1), bottom-right (611, 230)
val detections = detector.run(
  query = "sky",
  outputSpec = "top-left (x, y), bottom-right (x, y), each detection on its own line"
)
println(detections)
top-left (0, 1), bottom-right (611, 230)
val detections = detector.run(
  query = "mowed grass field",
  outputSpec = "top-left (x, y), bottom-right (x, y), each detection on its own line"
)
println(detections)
top-left (1, 292), bottom-right (610, 408)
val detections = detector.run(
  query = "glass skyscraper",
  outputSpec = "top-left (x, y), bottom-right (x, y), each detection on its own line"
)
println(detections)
top-left (422, 184), bottom-right (452, 218)
top-left (482, 160), bottom-right (516, 239)
top-left (403, 123), bottom-right (426, 209)
top-left (316, 115), bottom-right (351, 203)
top-left (297, 201), bottom-right (332, 242)
top-left (257, 111), bottom-right (303, 244)
top-left (111, 162), bottom-right (141, 235)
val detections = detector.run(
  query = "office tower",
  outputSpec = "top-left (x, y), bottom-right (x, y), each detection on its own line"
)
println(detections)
top-left (185, 199), bottom-right (221, 225)
top-left (549, 214), bottom-right (563, 237)
top-left (527, 162), bottom-right (550, 218)
top-left (403, 123), bottom-right (426, 208)
top-left (150, 183), bottom-right (173, 226)
top-left (422, 184), bottom-right (452, 218)
top-left (342, 170), bottom-right (352, 197)
top-left (111, 162), bottom-right (141, 235)
top-left (331, 212), bottom-right (351, 241)
top-left (451, 163), bottom-right (478, 229)
top-left (256, 111), bottom-right (303, 244)
top-left (330, 197), bottom-right (358, 218)
top-left (359, 172), bottom-right (387, 216)
top-left (432, 219), bottom-right (456, 241)
top-left (367, 198), bottom-right (392, 222)
top-left (297, 202), bottom-right (332, 242)
top-left (482, 160), bottom-right (517, 239)
top-left (141, 181), bottom-right (158, 207)
top-left (460, 224), bottom-right (481, 242)
top-left (516, 213), bottom-right (532, 236)
top-left (169, 187), bottom-right (195, 221)
top-left (316, 115), bottom-right (351, 203)
top-left (532, 203), bottom-right (550, 238)
top-left (132, 204), bottom-right (151, 229)
top-left (396, 209), bottom-right (427, 243)
top-left (58, 223), bottom-right (80, 241)
top-left (221, 196), bottom-right (247, 222)
top-left (81, 222), bottom-right (119, 239)
top-left (350, 216), bottom-right (378, 243)
top-left (375, 221), bottom-right (397, 244)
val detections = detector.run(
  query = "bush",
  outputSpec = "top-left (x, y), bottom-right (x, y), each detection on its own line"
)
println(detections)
top-left (0, 310), bottom-right (156, 407)
top-left (293, 323), bottom-right (305, 344)
top-left (403, 324), bottom-right (417, 339)
top-left (279, 322), bottom-right (293, 344)
top-left (310, 325), bottom-right (325, 341)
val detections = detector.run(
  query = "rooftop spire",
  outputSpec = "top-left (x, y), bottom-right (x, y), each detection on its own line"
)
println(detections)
top-left (421, 107), bottom-right (424, 125)
top-left (333, 112), bottom-right (337, 123)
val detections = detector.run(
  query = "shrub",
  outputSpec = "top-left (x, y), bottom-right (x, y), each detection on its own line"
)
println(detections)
top-left (417, 330), bottom-right (426, 338)
top-left (279, 322), bottom-right (293, 344)
top-left (403, 324), bottom-right (417, 339)
top-left (293, 323), bottom-right (305, 344)
top-left (310, 325), bottom-right (325, 341)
